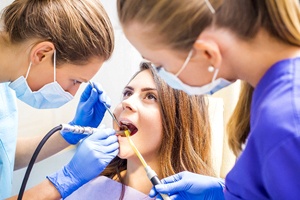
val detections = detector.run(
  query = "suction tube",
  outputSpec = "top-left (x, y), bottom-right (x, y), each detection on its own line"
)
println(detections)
top-left (17, 124), bottom-right (95, 200)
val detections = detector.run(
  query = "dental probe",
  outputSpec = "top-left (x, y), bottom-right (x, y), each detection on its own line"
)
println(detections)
top-left (124, 130), bottom-right (171, 200)
top-left (88, 81), bottom-right (125, 133)
top-left (103, 102), bottom-right (122, 128)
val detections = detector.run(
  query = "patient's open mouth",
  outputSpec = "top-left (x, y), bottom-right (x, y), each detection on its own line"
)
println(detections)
top-left (120, 121), bottom-right (138, 136)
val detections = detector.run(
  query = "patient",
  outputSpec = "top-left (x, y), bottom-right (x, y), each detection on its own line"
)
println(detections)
top-left (65, 62), bottom-right (216, 199)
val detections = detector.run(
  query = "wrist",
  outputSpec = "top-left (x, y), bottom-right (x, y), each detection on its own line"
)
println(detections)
top-left (47, 166), bottom-right (83, 198)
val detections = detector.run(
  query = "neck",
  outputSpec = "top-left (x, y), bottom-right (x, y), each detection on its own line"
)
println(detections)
top-left (0, 33), bottom-right (30, 83)
top-left (208, 28), bottom-right (300, 87)
top-left (238, 30), bottom-right (300, 87)
top-left (124, 155), bottom-right (161, 195)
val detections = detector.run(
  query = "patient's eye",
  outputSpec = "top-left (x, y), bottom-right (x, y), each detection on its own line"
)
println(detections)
top-left (145, 92), bottom-right (157, 101)
top-left (122, 89), bottom-right (133, 99)
top-left (73, 80), bottom-right (82, 85)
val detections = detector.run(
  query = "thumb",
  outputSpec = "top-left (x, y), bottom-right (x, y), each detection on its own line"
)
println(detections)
top-left (81, 88), bottom-right (98, 111)
top-left (155, 181), bottom-right (185, 196)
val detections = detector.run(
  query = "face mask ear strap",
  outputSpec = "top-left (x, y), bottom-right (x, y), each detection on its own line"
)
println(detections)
top-left (53, 50), bottom-right (57, 82)
top-left (25, 62), bottom-right (32, 79)
top-left (175, 49), bottom-right (193, 77)
top-left (211, 68), bottom-right (219, 82)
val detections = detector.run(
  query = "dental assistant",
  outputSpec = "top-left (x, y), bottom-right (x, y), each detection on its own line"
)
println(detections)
top-left (0, 0), bottom-right (119, 199)
top-left (117, 0), bottom-right (300, 199)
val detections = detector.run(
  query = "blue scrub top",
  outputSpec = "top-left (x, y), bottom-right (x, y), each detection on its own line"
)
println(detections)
top-left (0, 82), bottom-right (18, 199)
top-left (225, 58), bottom-right (300, 199)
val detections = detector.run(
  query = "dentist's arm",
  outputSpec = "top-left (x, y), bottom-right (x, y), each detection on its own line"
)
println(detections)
top-left (15, 133), bottom-right (69, 170)
top-left (8, 127), bottom-right (119, 200)
top-left (15, 82), bottom-right (110, 170)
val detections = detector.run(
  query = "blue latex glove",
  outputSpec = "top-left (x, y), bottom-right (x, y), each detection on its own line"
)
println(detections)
top-left (47, 127), bottom-right (119, 198)
top-left (149, 171), bottom-right (225, 200)
top-left (62, 82), bottom-right (111, 144)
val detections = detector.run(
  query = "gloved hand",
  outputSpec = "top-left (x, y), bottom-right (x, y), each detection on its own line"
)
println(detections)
top-left (47, 127), bottom-right (119, 198)
top-left (62, 82), bottom-right (111, 144)
top-left (149, 171), bottom-right (225, 200)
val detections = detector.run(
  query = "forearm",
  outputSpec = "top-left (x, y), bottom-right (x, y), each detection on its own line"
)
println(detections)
top-left (15, 131), bottom-right (69, 170)
top-left (7, 179), bottom-right (61, 200)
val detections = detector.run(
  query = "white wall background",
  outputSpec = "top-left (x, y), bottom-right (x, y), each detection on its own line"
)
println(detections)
top-left (1, 0), bottom-right (238, 197)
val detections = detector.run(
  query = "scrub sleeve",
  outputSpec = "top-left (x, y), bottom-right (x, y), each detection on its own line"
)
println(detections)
top-left (225, 58), bottom-right (300, 200)
top-left (0, 83), bottom-right (18, 199)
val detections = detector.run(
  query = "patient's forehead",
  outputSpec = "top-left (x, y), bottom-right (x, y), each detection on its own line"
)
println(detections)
top-left (128, 70), bottom-right (156, 89)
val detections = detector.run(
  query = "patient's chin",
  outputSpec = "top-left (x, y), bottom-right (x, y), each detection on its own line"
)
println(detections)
top-left (117, 145), bottom-right (134, 159)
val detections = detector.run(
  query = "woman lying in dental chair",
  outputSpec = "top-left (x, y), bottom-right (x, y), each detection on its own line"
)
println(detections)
top-left (65, 62), bottom-right (217, 200)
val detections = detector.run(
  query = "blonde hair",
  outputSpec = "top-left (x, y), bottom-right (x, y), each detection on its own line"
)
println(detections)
top-left (2, 0), bottom-right (114, 65)
top-left (118, 0), bottom-right (300, 49)
top-left (101, 63), bottom-right (215, 199)
top-left (227, 82), bottom-right (253, 156)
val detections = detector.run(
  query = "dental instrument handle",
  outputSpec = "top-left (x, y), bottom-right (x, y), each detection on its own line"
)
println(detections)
top-left (88, 81), bottom-right (122, 128)
top-left (145, 166), bottom-right (171, 200)
top-left (124, 130), bottom-right (171, 200)
top-left (124, 130), bottom-right (148, 167)
top-left (103, 102), bottom-right (122, 128)
top-left (61, 123), bottom-right (94, 135)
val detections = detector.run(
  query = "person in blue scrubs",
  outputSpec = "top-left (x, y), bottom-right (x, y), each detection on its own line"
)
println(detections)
top-left (117, 0), bottom-right (300, 199)
top-left (0, 0), bottom-right (118, 199)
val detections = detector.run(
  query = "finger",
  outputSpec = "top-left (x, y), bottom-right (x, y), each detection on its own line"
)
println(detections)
top-left (105, 142), bottom-right (119, 154)
top-left (149, 187), bottom-right (158, 198)
top-left (99, 91), bottom-right (111, 106)
top-left (98, 134), bottom-right (118, 146)
top-left (160, 173), bottom-right (183, 184)
top-left (80, 84), bottom-right (93, 101)
top-left (169, 194), bottom-right (179, 199)
top-left (95, 144), bottom-right (119, 155)
top-left (90, 128), bottom-right (116, 140)
top-left (92, 82), bottom-right (104, 94)
top-left (155, 181), bottom-right (186, 196)
top-left (83, 88), bottom-right (99, 110)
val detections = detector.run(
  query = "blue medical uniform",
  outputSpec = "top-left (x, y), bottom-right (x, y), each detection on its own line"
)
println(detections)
top-left (225, 58), bottom-right (300, 199)
top-left (0, 83), bottom-right (18, 199)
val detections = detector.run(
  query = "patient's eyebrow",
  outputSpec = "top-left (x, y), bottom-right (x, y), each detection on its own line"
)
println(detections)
top-left (141, 87), bottom-right (157, 92)
top-left (124, 86), bottom-right (134, 91)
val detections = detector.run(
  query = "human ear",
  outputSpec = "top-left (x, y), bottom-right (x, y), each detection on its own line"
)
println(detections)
top-left (193, 39), bottom-right (222, 69)
top-left (30, 41), bottom-right (55, 65)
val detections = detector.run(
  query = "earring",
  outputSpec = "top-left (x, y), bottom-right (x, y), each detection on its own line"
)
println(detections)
top-left (208, 65), bottom-right (214, 72)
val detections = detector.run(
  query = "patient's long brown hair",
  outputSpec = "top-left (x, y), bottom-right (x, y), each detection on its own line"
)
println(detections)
top-left (101, 62), bottom-right (215, 199)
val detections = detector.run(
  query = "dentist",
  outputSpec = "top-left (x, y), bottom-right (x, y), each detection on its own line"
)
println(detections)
top-left (0, 0), bottom-right (118, 199)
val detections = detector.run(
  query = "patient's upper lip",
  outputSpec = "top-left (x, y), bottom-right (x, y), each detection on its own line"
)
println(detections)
top-left (119, 118), bottom-right (138, 136)
top-left (119, 118), bottom-right (134, 125)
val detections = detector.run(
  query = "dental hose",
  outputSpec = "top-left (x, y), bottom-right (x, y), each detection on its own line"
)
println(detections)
top-left (17, 124), bottom-right (94, 200)
top-left (17, 125), bottom-right (62, 200)
top-left (124, 130), bottom-right (171, 200)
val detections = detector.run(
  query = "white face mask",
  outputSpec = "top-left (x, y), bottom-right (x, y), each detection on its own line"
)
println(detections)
top-left (9, 50), bottom-right (73, 109)
top-left (154, 50), bottom-right (233, 95)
